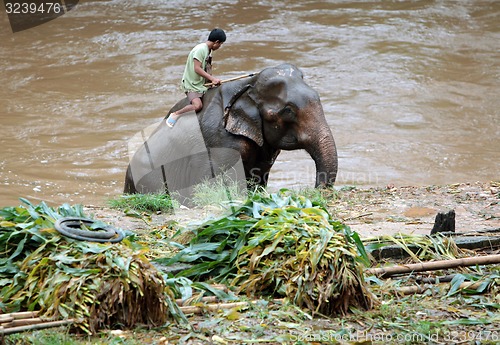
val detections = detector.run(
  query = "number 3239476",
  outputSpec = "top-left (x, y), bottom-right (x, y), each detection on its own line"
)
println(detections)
top-left (5, 2), bottom-right (63, 14)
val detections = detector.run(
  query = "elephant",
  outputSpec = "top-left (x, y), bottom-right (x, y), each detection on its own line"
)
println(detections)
top-left (123, 63), bottom-right (338, 199)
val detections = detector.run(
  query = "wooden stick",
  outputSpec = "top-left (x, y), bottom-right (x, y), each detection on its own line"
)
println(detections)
top-left (416, 274), bottom-right (456, 284)
top-left (0, 319), bottom-right (74, 335)
top-left (204, 73), bottom-right (257, 87)
top-left (179, 298), bottom-right (285, 314)
top-left (208, 284), bottom-right (229, 292)
top-left (180, 299), bottom-right (285, 314)
top-left (366, 254), bottom-right (500, 278)
top-left (397, 285), bottom-right (429, 295)
top-left (343, 212), bottom-right (373, 221)
top-left (397, 281), bottom-right (487, 296)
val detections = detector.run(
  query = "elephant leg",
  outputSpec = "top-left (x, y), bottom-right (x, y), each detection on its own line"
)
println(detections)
top-left (244, 148), bottom-right (280, 187)
top-left (123, 165), bottom-right (136, 193)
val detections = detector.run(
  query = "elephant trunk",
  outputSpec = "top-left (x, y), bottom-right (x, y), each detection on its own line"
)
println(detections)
top-left (306, 126), bottom-right (338, 188)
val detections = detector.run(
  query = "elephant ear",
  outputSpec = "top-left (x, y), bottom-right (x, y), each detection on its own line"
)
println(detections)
top-left (224, 85), bottom-right (264, 147)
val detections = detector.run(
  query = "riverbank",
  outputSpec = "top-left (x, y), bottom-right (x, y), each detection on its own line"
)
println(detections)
top-left (87, 181), bottom-right (499, 239)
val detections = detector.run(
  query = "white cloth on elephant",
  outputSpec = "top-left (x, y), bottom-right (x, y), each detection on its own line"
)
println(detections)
top-left (127, 111), bottom-right (246, 206)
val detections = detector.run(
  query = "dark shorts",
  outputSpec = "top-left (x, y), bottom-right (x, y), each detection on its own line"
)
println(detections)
top-left (186, 91), bottom-right (204, 103)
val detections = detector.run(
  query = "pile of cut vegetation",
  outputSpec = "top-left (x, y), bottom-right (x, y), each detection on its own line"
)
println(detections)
top-left (0, 199), bottom-right (176, 334)
top-left (158, 190), bottom-right (377, 315)
top-left (1, 191), bottom-right (378, 336)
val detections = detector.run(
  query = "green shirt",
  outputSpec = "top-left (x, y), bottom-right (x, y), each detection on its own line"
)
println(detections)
top-left (181, 43), bottom-right (210, 93)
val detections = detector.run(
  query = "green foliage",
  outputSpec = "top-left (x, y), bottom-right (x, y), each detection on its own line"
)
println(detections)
top-left (233, 205), bottom-right (375, 315)
top-left (0, 198), bottom-right (85, 289)
top-left (158, 189), bottom-right (376, 315)
top-left (0, 199), bottom-right (178, 334)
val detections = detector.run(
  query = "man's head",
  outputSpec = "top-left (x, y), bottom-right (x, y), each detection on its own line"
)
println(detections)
top-left (208, 28), bottom-right (226, 43)
top-left (208, 28), bottom-right (226, 50)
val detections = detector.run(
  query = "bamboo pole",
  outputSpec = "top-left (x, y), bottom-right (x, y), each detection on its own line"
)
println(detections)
top-left (0, 316), bottom-right (14, 324)
top-left (175, 296), bottom-right (218, 306)
top-left (366, 254), bottom-right (500, 278)
top-left (1, 318), bottom-right (43, 328)
top-left (179, 301), bottom-right (257, 314)
top-left (397, 285), bottom-right (429, 295)
top-left (0, 319), bottom-right (74, 335)
top-left (204, 73), bottom-right (257, 87)
top-left (0, 311), bottom-right (39, 323)
top-left (179, 299), bottom-right (285, 315)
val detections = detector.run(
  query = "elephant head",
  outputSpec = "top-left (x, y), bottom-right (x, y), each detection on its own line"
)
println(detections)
top-left (222, 64), bottom-right (338, 187)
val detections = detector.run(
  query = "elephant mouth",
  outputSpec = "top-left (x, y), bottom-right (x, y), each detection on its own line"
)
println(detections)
top-left (279, 136), bottom-right (301, 150)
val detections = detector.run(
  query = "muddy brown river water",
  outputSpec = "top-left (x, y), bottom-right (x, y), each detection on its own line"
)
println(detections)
top-left (0, 0), bottom-right (499, 207)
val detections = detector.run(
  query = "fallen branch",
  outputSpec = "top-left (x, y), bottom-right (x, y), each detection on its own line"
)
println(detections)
top-left (396, 281), bottom-right (487, 296)
top-left (366, 254), bottom-right (500, 278)
top-left (343, 212), bottom-right (373, 221)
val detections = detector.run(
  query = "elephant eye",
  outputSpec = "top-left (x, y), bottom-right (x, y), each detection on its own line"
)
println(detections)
top-left (280, 105), bottom-right (296, 122)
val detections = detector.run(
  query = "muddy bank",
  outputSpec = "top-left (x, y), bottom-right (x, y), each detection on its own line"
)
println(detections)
top-left (326, 181), bottom-right (500, 238)
top-left (86, 181), bottom-right (499, 239)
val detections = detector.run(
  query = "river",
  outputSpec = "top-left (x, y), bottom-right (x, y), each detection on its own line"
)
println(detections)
top-left (0, 0), bottom-right (499, 207)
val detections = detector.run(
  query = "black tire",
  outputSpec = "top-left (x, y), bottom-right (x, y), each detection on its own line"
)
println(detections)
top-left (54, 217), bottom-right (124, 243)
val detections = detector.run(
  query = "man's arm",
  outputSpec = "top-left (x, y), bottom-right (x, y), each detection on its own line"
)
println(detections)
top-left (194, 59), bottom-right (221, 85)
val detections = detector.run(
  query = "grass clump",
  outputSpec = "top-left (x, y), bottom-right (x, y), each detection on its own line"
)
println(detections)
top-left (108, 173), bottom-right (246, 214)
top-left (107, 193), bottom-right (175, 213)
top-left (4, 329), bottom-right (149, 345)
top-left (191, 173), bottom-right (248, 209)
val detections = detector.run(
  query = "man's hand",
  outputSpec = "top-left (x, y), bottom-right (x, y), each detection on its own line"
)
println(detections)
top-left (210, 77), bottom-right (222, 86)
top-left (204, 77), bottom-right (223, 87)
